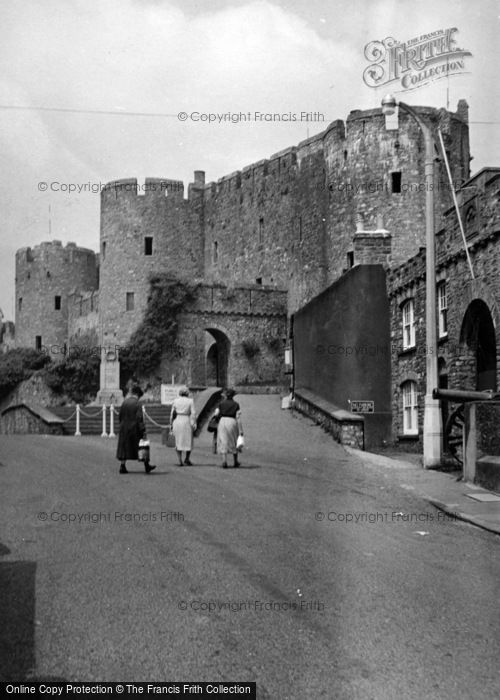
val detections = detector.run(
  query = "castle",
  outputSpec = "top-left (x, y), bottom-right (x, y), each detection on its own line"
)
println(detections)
top-left (10, 98), bottom-right (499, 450)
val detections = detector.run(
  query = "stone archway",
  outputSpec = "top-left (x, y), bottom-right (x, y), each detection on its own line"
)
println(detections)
top-left (459, 299), bottom-right (497, 391)
top-left (205, 328), bottom-right (230, 388)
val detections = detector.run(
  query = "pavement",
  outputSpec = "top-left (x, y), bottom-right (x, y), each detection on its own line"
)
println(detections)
top-left (344, 446), bottom-right (500, 537)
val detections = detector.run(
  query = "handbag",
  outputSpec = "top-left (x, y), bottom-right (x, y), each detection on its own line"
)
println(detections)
top-left (236, 434), bottom-right (245, 452)
top-left (166, 428), bottom-right (176, 448)
top-left (207, 415), bottom-right (219, 433)
top-left (138, 438), bottom-right (150, 462)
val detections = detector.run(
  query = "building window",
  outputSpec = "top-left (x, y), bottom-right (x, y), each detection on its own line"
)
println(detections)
top-left (255, 277), bottom-right (262, 285)
top-left (55, 295), bottom-right (61, 310)
top-left (18, 298), bottom-right (22, 311)
top-left (402, 381), bottom-right (419, 435)
top-left (391, 172), bottom-right (402, 193)
top-left (126, 292), bottom-right (135, 311)
top-left (46, 271), bottom-right (51, 278)
top-left (35, 336), bottom-right (42, 351)
top-left (298, 216), bottom-right (303, 242)
top-left (438, 282), bottom-right (448, 337)
top-left (144, 237), bottom-right (153, 255)
top-left (213, 241), bottom-right (218, 264)
top-left (259, 217), bottom-right (264, 244)
top-left (402, 299), bottom-right (415, 349)
top-left (102, 241), bottom-right (106, 260)
top-left (347, 251), bottom-right (354, 268)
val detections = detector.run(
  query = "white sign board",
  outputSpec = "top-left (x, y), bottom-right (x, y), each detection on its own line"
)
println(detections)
top-left (161, 384), bottom-right (184, 405)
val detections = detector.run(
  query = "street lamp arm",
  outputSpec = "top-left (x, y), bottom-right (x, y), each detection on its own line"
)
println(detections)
top-left (397, 101), bottom-right (434, 157)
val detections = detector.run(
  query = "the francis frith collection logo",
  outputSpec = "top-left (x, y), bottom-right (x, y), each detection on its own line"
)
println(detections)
top-left (363, 28), bottom-right (472, 91)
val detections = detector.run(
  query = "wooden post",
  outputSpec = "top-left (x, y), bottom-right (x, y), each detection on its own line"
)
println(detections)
top-left (101, 404), bottom-right (107, 438)
top-left (109, 405), bottom-right (115, 438)
top-left (75, 404), bottom-right (81, 436)
top-left (463, 402), bottom-right (477, 484)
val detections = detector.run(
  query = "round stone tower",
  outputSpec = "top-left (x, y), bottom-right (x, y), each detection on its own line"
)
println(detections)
top-left (15, 241), bottom-right (98, 351)
top-left (99, 177), bottom-right (204, 347)
top-left (322, 100), bottom-right (470, 281)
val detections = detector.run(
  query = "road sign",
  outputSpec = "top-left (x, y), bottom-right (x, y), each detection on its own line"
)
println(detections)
top-left (350, 400), bottom-right (375, 413)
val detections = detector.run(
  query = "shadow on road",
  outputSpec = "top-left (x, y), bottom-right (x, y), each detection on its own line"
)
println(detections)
top-left (0, 541), bottom-right (36, 681)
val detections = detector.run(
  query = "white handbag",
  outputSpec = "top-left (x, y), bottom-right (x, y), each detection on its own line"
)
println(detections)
top-left (236, 435), bottom-right (245, 451)
top-left (138, 438), bottom-right (150, 462)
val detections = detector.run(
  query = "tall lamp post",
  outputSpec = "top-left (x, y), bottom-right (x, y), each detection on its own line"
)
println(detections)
top-left (381, 94), bottom-right (442, 468)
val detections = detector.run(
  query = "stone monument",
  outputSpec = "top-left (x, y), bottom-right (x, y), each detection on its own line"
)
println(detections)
top-left (96, 346), bottom-right (123, 405)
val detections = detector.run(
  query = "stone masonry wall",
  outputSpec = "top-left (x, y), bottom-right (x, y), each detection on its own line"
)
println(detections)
top-left (388, 167), bottom-right (500, 445)
top-left (15, 241), bottom-right (98, 351)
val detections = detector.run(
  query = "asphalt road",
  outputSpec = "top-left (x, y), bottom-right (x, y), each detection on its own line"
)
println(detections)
top-left (1, 395), bottom-right (499, 699)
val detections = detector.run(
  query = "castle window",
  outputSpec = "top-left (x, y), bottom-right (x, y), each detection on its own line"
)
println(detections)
top-left (212, 241), bottom-right (218, 264)
top-left (35, 336), bottom-right (42, 351)
top-left (144, 237), bottom-right (153, 255)
top-left (402, 380), bottom-right (418, 435)
top-left (298, 216), bottom-right (303, 242)
top-left (438, 282), bottom-right (448, 337)
top-left (255, 277), bottom-right (262, 285)
top-left (391, 172), bottom-right (402, 194)
top-left (347, 251), bottom-right (354, 268)
top-left (126, 292), bottom-right (135, 311)
top-left (54, 295), bottom-right (61, 310)
top-left (102, 241), bottom-right (106, 260)
top-left (402, 299), bottom-right (415, 349)
top-left (343, 150), bottom-right (348, 162)
top-left (18, 298), bottom-right (22, 311)
top-left (259, 217), bottom-right (264, 244)
top-left (47, 271), bottom-right (51, 278)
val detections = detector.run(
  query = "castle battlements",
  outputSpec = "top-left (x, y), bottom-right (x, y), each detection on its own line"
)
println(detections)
top-left (13, 100), bottom-right (472, 352)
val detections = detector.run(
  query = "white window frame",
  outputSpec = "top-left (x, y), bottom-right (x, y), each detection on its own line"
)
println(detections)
top-left (402, 299), bottom-right (415, 349)
top-left (402, 381), bottom-right (418, 435)
top-left (438, 282), bottom-right (448, 337)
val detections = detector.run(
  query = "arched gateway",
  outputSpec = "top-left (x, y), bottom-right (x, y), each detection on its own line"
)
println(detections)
top-left (459, 299), bottom-right (498, 391)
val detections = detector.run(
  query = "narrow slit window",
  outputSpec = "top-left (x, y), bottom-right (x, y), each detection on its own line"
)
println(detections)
top-left (144, 237), bottom-right (153, 255)
top-left (259, 218), bottom-right (264, 244)
top-left (55, 296), bottom-right (61, 310)
top-left (391, 172), bottom-right (402, 193)
top-left (126, 292), bottom-right (135, 311)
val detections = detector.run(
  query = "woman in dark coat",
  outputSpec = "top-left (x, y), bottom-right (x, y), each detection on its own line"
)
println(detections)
top-left (116, 385), bottom-right (156, 474)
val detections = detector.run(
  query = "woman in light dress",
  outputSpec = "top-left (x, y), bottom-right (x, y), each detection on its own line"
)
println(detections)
top-left (214, 389), bottom-right (244, 468)
top-left (170, 386), bottom-right (197, 466)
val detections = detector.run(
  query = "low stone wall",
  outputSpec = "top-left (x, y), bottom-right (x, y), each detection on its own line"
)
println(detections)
top-left (293, 388), bottom-right (364, 449)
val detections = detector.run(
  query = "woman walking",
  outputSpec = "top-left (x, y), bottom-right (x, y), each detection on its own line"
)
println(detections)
top-left (170, 386), bottom-right (197, 466)
top-left (116, 384), bottom-right (156, 474)
top-left (215, 389), bottom-right (244, 468)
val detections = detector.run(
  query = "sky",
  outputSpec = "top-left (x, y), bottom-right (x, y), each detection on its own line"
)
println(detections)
top-left (0, 0), bottom-right (498, 319)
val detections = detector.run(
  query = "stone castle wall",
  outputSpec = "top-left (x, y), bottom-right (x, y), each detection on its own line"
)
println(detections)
top-left (12, 101), bottom-right (473, 406)
top-left (15, 241), bottom-right (98, 351)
